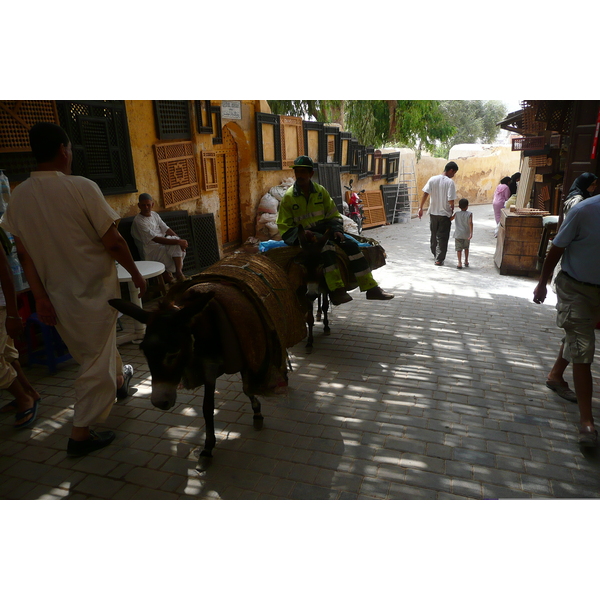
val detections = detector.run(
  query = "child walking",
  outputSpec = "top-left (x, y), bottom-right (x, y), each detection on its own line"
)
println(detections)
top-left (451, 198), bottom-right (473, 269)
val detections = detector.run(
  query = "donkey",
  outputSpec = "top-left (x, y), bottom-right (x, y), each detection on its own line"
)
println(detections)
top-left (109, 281), bottom-right (290, 462)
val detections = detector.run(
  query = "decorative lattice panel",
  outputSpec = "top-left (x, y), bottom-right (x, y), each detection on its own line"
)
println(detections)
top-left (190, 213), bottom-right (220, 271)
top-left (361, 191), bottom-right (387, 229)
top-left (154, 141), bottom-right (200, 208)
top-left (536, 100), bottom-right (573, 134)
top-left (0, 101), bottom-right (59, 152)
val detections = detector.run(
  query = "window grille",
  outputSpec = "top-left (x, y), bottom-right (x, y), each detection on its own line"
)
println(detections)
top-left (154, 101), bottom-right (191, 140)
top-left (0, 101), bottom-right (60, 152)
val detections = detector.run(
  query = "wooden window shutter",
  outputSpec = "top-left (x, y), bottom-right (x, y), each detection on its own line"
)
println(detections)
top-left (385, 152), bottom-right (400, 182)
top-left (303, 121), bottom-right (325, 165)
top-left (56, 100), bottom-right (136, 195)
top-left (361, 190), bottom-right (387, 228)
top-left (340, 132), bottom-right (352, 172)
top-left (255, 112), bottom-right (281, 170)
top-left (154, 141), bottom-right (200, 207)
top-left (280, 115), bottom-right (304, 168)
top-left (365, 146), bottom-right (375, 176)
top-left (372, 150), bottom-right (383, 181)
top-left (154, 101), bottom-right (191, 140)
top-left (324, 126), bottom-right (342, 165)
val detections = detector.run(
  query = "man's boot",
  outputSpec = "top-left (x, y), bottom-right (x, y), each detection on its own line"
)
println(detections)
top-left (329, 288), bottom-right (353, 305)
top-left (366, 286), bottom-right (394, 300)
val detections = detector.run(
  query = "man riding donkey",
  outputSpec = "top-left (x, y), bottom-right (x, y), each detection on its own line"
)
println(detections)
top-left (276, 155), bottom-right (394, 305)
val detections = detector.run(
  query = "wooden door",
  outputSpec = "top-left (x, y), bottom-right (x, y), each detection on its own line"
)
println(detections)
top-left (563, 100), bottom-right (600, 194)
top-left (215, 127), bottom-right (241, 246)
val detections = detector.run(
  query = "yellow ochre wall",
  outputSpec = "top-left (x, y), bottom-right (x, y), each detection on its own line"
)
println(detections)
top-left (414, 147), bottom-right (521, 214)
top-left (107, 101), bottom-right (291, 248)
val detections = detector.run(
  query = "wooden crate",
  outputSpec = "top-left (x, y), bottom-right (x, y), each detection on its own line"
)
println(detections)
top-left (495, 209), bottom-right (544, 276)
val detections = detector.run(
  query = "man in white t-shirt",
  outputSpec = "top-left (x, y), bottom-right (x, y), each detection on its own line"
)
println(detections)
top-left (132, 193), bottom-right (188, 284)
top-left (418, 161), bottom-right (459, 266)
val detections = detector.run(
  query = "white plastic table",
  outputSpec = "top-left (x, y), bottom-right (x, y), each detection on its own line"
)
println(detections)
top-left (116, 261), bottom-right (165, 344)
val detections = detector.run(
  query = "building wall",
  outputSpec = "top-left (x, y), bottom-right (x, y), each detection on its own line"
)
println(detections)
top-left (414, 146), bottom-right (521, 213)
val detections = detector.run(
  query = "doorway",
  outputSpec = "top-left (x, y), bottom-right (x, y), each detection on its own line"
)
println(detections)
top-left (215, 127), bottom-right (241, 247)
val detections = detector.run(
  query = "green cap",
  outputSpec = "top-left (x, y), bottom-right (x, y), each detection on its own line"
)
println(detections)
top-left (291, 155), bottom-right (315, 170)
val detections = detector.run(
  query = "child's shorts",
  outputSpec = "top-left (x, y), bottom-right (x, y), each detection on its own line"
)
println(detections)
top-left (455, 238), bottom-right (470, 251)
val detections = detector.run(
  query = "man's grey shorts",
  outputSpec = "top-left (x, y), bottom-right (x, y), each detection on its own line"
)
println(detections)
top-left (555, 271), bottom-right (600, 364)
top-left (455, 238), bottom-right (470, 252)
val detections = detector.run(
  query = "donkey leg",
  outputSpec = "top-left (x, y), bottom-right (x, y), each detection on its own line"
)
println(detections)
top-left (316, 294), bottom-right (323, 322)
top-left (200, 381), bottom-right (217, 458)
top-left (305, 304), bottom-right (315, 352)
top-left (249, 394), bottom-right (264, 430)
top-left (323, 292), bottom-right (331, 335)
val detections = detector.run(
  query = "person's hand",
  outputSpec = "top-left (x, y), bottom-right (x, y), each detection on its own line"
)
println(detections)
top-left (334, 231), bottom-right (345, 242)
top-left (179, 239), bottom-right (189, 250)
top-left (533, 283), bottom-right (547, 304)
top-left (304, 230), bottom-right (316, 242)
top-left (418, 207), bottom-right (423, 220)
top-left (37, 297), bottom-right (58, 326)
top-left (5, 315), bottom-right (23, 340)
top-left (132, 272), bottom-right (147, 298)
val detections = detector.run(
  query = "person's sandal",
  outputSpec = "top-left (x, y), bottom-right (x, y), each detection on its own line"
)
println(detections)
top-left (578, 425), bottom-right (598, 448)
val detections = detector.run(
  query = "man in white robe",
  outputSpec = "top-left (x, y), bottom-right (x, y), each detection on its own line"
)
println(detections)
top-left (1, 122), bottom-right (146, 456)
top-left (132, 193), bottom-right (188, 283)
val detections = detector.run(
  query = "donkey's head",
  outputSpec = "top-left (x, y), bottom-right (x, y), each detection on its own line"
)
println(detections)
top-left (109, 293), bottom-right (215, 410)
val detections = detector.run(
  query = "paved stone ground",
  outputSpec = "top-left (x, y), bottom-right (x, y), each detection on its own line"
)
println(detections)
top-left (2, 203), bottom-right (600, 499)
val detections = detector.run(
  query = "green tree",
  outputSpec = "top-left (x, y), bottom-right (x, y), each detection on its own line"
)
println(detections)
top-left (435, 100), bottom-right (507, 158)
top-left (266, 100), bottom-right (344, 126)
top-left (267, 99), bottom-right (454, 159)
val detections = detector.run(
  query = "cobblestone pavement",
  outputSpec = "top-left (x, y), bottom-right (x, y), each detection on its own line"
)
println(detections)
top-left (2, 203), bottom-right (600, 500)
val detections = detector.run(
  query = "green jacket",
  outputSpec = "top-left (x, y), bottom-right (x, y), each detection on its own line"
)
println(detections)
top-left (276, 181), bottom-right (343, 245)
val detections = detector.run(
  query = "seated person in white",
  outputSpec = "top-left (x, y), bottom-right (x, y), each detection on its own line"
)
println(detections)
top-left (132, 193), bottom-right (188, 283)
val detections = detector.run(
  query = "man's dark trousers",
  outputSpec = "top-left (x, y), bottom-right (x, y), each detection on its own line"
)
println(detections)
top-left (429, 214), bottom-right (452, 263)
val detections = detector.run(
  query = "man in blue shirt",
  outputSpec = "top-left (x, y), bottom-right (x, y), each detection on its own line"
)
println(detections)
top-left (534, 193), bottom-right (600, 447)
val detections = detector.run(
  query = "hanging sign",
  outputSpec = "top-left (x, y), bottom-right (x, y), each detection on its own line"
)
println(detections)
top-left (221, 101), bottom-right (242, 120)
top-left (591, 106), bottom-right (600, 160)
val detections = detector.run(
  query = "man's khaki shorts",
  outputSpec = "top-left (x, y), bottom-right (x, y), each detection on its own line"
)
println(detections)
top-left (455, 238), bottom-right (470, 252)
top-left (555, 271), bottom-right (600, 364)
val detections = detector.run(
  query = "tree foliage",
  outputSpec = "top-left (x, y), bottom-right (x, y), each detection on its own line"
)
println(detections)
top-left (434, 100), bottom-right (507, 157)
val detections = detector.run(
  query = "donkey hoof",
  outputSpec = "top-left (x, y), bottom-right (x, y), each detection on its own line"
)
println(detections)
top-left (253, 415), bottom-right (264, 431)
top-left (195, 455), bottom-right (212, 472)
top-left (324, 328), bottom-right (331, 336)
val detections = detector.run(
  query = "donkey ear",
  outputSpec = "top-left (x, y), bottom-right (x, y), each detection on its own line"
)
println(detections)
top-left (175, 291), bottom-right (216, 324)
top-left (109, 298), bottom-right (151, 324)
